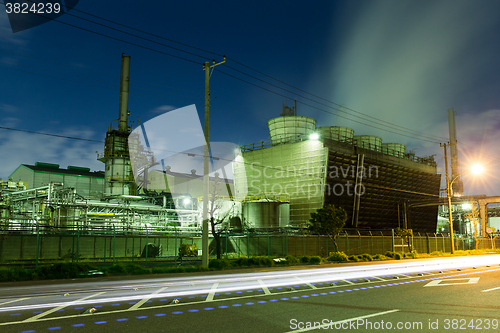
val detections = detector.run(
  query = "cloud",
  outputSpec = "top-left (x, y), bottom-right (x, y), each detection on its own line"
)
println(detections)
top-left (151, 105), bottom-right (177, 114)
top-left (0, 127), bottom-right (104, 180)
top-left (0, 11), bottom-right (29, 47)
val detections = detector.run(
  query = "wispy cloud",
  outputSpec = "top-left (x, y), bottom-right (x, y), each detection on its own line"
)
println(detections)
top-left (0, 127), bottom-right (104, 180)
top-left (151, 105), bottom-right (177, 114)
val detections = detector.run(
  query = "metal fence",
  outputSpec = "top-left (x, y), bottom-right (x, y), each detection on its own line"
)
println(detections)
top-left (0, 227), bottom-right (498, 268)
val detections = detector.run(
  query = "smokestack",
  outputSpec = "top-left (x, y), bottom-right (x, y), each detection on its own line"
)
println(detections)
top-left (118, 54), bottom-right (131, 132)
top-left (447, 108), bottom-right (463, 195)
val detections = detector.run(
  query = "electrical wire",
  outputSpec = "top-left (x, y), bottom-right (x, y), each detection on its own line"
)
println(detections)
top-left (2, 0), bottom-right (446, 144)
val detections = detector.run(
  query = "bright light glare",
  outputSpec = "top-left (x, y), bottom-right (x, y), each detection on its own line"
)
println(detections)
top-left (471, 164), bottom-right (483, 174)
top-left (309, 133), bottom-right (319, 140)
top-left (462, 203), bottom-right (471, 210)
top-left (183, 198), bottom-right (191, 205)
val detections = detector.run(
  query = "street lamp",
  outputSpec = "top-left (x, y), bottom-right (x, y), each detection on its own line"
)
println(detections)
top-left (445, 163), bottom-right (482, 254)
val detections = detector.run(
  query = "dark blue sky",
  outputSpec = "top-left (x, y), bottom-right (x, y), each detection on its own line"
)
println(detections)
top-left (1, 0), bottom-right (499, 196)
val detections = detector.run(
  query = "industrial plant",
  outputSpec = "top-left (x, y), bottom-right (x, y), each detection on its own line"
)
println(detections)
top-left (0, 55), bottom-right (444, 236)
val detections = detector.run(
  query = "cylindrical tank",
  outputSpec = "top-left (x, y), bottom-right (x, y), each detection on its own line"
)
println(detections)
top-left (243, 201), bottom-right (290, 228)
top-left (317, 126), bottom-right (354, 143)
top-left (353, 135), bottom-right (382, 152)
top-left (382, 143), bottom-right (406, 157)
top-left (268, 116), bottom-right (316, 145)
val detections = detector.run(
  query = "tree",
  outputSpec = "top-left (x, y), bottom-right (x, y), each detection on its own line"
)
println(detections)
top-left (207, 172), bottom-right (235, 259)
top-left (308, 204), bottom-right (347, 252)
top-left (395, 227), bottom-right (413, 252)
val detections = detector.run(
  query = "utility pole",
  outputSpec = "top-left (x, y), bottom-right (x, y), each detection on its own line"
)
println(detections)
top-left (202, 56), bottom-right (226, 268)
top-left (441, 142), bottom-right (455, 254)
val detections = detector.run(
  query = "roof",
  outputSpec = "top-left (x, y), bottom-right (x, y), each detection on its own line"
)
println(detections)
top-left (15, 164), bottom-right (105, 179)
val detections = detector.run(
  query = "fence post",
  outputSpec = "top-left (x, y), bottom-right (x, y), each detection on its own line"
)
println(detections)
top-left (225, 229), bottom-right (229, 258)
top-left (369, 231), bottom-right (373, 255)
top-left (104, 237), bottom-right (106, 267)
top-left (76, 224), bottom-right (80, 264)
top-left (318, 234), bottom-right (321, 257)
top-left (145, 226), bottom-right (149, 266)
top-left (174, 226), bottom-right (177, 266)
top-left (285, 229), bottom-right (288, 257)
top-left (247, 230), bottom-right (250, 257)
top-left (268, 229), bottom-right (270, 257)
top-left (381, 231), bottom-right (384, 253)
top-left (391, 229), bottom-right (395, 252)
top-left (113, 225), bottom-right (116, 266)
top-left (358, 231), bottom-right (361, 254)
top-left (132, 236), bottom-right (135, 264)
top-left (303, 232), bottom-right (306, 256)
top-left (345, 231), bottom-right (349, 255)
top-left (35, 220), bottom-right (40, 269)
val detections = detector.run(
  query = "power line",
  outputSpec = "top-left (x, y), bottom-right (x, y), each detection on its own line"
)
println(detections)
top-left (0, 0), bottom-right (446, 143)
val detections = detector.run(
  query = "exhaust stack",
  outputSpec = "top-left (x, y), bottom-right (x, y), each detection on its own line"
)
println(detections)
top-left (118, 54), bottom-right (131, 131)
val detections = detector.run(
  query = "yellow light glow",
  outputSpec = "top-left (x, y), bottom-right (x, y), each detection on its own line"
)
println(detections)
top-left (471, 164), bottom-right (483, 174)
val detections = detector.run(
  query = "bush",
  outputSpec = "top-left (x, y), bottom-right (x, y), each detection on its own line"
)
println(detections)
top-left (107, 264), bottom-right (127, 274)
top-left (235, 257), bottom-right (249, 266)
top-left (373, 254), bottom-right (387, 260)
top-left (327, 251), bottom-right (349, 262)
top-left (208, 258), bottom-right (231, 270)
top-left (309, 256), bottom-right (321, 265)
top-left (300, 256), bottom-right (310, 263)
top-left (385, 251), bottom-right (396, 259)
top-left (348, 255), bottom-right (359, 262)
top-left (430, 251), bottom-right (443, 256)
top-left (408, 250), bottom-right (418, 259)
top-left (394, 252), bottom-right (402, 260)
top-left (285, 255), bottom-right (299, 265)
top-left (362, 254), bottom-right (373, 261)
top-left (125, 264), bottom-right (152, 275)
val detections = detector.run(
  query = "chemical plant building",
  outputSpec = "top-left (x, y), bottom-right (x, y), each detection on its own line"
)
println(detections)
top-left (0, 54), bottom-right (440, 234)
top-left (233, 103), bottom-right (441, 233)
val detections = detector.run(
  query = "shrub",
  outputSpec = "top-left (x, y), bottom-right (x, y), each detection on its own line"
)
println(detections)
top-left (394, 252), bottom-right (402, 260)
top-left (385, 251), bottom-right (396, 259)
top-left (285, 255), bottom-right (299, 265)
top-left (309, 256), bottom-right (321, 265)
top-left (327, 251), bottom-right (349, 262)
top-left (125, 264), bottom-right (152, 275)
top-left (300, 256), bottom-right (310, 263)
top-left (107, 264), bottom-right (127, 274)
top-left (373, 254), bottom-right (387, 260)
top-left (362, 254), bottom-right (373, 261)
top-left (208, 258), bottom-right (231, 270)
top-left (235, 257), bottom-right (249, 266)
top-left (430, 251), bottom-right (443, 256)
top-left (408, 251), bottom-right (418, 259)
top-left (348, 255), bottom-right (359, 262)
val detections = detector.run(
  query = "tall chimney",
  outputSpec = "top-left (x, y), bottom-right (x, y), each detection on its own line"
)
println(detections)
top-left (118, 54), bottom-right (131, 131)
top-left (448, 108), bottom-right (463, 195)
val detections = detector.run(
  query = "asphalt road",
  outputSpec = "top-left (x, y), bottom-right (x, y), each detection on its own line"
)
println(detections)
top-left (1, 255), bottom-right (500, 333)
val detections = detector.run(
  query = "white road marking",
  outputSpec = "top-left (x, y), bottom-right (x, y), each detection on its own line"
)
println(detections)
top-left (481, 286), bottom-right (500, 292)
top-left (258, 279), bottom-right (272, 295)
top-left (285, 309), bottom-right (400, 332)
top-left (371, 277), bottom-right (386, 281)
top-left (424, 278), bottom-right (479, 287)
top-left (205, 283), bottom-right (219, 302)
top-left (342, 280), bottom-right (355, 285)
top-left (0, 298), bottom-right (29, 306)
top-left (23, 292), bottom-right (105, 322)
top-left (295, 276), bottom-right (318, 289)
top-left (129, 287), bottom-right (168, 310)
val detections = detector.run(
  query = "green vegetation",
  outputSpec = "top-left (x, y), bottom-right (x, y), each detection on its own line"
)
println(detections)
top-left (2, 247), bottom-right (498, 283)
top-left (308, 204), bottom-right (347, 252)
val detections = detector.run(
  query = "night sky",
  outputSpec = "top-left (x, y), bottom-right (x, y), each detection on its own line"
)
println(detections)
top-left (0, 0), bottom-right (499, 197)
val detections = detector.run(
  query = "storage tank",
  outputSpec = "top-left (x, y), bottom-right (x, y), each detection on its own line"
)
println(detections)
top-left (317, 126), bottom-right (354, 143)
top-left (243, 201), bottom-right (290, 228)
top-left (353, 135), bottom-right (382, 152)
top-left (268, 116), bottom-right (316, 145)
top-left (382, 143), bottom-right (406, 157)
